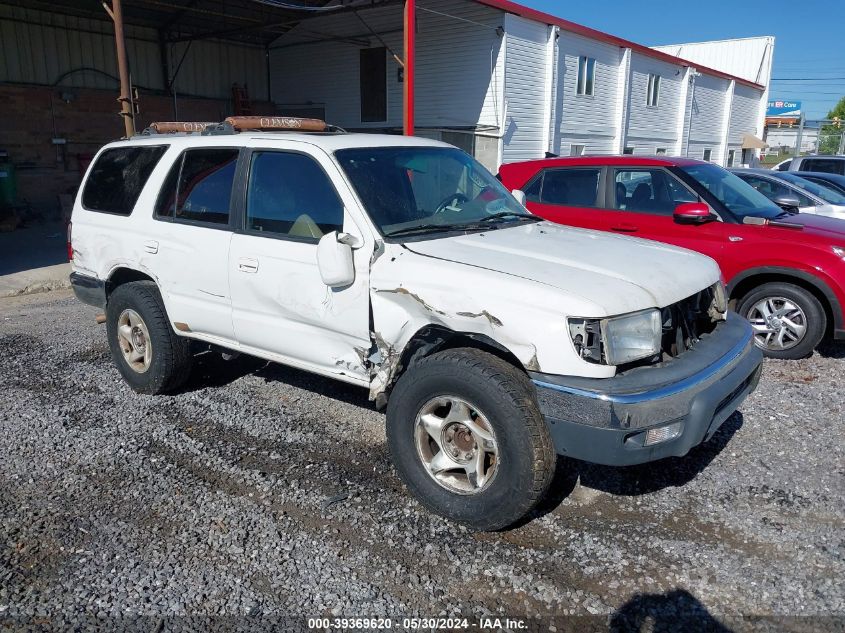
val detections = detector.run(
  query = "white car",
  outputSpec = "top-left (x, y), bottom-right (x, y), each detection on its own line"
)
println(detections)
top-left (69, 117), bottom-right (762, 530)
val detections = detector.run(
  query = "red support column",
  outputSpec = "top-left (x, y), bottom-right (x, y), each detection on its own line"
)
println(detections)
top-left (403, 0), bottom-right (416, 136)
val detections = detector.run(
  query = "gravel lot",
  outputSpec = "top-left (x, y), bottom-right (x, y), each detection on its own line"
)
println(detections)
top-left (1, 289), bottom-right (843, 630)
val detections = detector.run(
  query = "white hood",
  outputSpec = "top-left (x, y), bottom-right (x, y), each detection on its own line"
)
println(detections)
top-left (403, 221), bottom-right (721, 315)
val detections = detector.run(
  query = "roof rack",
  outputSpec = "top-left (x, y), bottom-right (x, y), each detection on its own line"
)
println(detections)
top-left (141, 116), bottom-right (346, 136)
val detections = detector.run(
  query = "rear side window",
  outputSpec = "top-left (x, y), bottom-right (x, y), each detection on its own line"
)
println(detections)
top-left (246, 151), bottom-right (344, 240)
top-left (525, 168), bottom-right (602, 207)
top-left (802, 158), bottom-right (845, 176)
top-left (156, 149), bottom-right (239, 225)
top-left (82, 146), bottom-right (167, 215)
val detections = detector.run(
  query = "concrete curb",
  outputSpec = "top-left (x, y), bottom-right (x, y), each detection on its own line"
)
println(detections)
top-left (0, 263), bottom-right (72, 299)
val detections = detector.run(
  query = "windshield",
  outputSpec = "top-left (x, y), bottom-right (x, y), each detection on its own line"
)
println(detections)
top-left (680, 164), bottom-right (783, 219)
top-left (335, 147), bottom-right (535, 237)
top-left (776, 172), bottom-right (845, 205)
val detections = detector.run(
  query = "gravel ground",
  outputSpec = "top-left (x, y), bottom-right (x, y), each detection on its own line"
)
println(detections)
top-left (0, 290), bottom-right (843, 630)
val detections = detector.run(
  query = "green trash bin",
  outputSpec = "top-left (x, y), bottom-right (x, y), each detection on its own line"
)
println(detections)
top-left (0, 151), bottom-right (16, 207)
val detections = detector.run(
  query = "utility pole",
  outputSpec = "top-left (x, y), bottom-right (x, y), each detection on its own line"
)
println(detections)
top-left (103, 0), bottom-right (135, 138)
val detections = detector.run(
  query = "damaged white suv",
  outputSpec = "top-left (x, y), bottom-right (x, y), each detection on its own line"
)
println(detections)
top-left (69, 118), bottom-right (763, 530)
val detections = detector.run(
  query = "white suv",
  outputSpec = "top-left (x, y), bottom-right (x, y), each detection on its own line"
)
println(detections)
top-left (69, 118), bottom-right (762, 530)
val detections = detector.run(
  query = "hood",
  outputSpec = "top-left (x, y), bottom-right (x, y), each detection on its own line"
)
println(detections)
top-left (782, 213), bottom-right (845, 241)
top-left (402, 221), bottom-right (721, 315)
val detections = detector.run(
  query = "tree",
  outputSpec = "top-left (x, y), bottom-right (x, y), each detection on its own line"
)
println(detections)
top-left (819, 96), bottom-right (845, 154)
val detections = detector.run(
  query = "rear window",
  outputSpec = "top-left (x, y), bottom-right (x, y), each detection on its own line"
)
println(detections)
top-left (525, 168), bottom-right (602, 207)
top-left (155, 148), bottom-right (239, 225)
top-left (801, 158), bottom-right (845, 176)
top-left (82, 146), bottom-right (167, 215)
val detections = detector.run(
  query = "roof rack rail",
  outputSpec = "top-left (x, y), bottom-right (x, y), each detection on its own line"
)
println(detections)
top-left (140, 116), bottom-right (346, 137)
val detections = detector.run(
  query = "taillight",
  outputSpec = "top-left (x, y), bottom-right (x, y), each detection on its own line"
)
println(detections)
top-left (67, 221), bottom-right (73, 261)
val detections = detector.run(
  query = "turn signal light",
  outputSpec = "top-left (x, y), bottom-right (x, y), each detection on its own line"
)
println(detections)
top-left (644, 422), bottom-right (682, 446)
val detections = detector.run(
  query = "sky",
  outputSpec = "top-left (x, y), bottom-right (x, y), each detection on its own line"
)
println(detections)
top-left (519, 0), bottom-right (842, 119)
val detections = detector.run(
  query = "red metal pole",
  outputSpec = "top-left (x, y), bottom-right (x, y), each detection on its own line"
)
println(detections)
top-left (403, 0), bottom-right (415, 136)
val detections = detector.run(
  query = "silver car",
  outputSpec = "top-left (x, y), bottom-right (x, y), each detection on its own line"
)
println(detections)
top-left (730, 168), bottom-right (845, 220)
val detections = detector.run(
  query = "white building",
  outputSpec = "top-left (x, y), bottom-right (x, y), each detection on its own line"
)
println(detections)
top-left (269, 1), bottom-right (773, 170)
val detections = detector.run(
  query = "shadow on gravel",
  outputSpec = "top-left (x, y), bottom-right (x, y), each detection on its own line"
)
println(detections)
top-left (576, 412), bottom-right (744, 497)
top-left (610, 588), bottom-right (732, 632)
top-left (817, 340), bottom-right (845, 359)
top-left (523, 412), bottom-right (744, 524)
top-left (176, 349), bottom-right (375, 409)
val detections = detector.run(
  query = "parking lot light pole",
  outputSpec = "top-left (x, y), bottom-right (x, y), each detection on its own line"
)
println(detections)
top-left (403, 0), bottom-right (415, 136)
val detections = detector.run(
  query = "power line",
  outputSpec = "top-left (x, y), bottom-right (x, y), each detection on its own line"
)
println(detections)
top-left (772, 77), bottom-right (845, 81)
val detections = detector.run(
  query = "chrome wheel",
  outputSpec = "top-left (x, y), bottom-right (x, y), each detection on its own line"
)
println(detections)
top-left (116, 309), bottom-right (152, 373)
top-left (746, 297), bottom-right (808, 351)
top-left (414, 396), bottom-right (499, 495)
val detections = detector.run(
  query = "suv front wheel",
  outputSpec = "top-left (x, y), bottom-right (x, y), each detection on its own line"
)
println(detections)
top-left (106, 281), bottom-right (193, 394)
top-left (738, 282), bottom-right (826, 359)
top-left (386, 348), bottom-right (555, 531)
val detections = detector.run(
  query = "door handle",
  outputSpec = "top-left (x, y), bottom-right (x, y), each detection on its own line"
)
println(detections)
top-left (611, 224), bottom-right (639, 233)
top-left (143, 240), bottom-right (159, 254)
top-left (238, 257), bottom-right (259, 273)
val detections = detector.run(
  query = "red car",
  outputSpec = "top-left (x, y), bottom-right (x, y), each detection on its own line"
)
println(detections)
top-left (499, 156), bottom-right (845, 359)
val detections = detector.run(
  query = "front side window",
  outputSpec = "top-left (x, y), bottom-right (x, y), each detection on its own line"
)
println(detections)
top-left (739, 175), bottom-right (813, 208)
top-left (82, 146), bottom-right (167, 215)
top-left (335, 147), bottom-right (534, 238)
top-left (156, 148), bottom-right (238, 225)
top-left (776, 173), bottom-right (845, 205)
top-left (614, 169), bottom-right (697, 214)
top-left (802, 158), bottom-right (845, 175)
top-left (527, 168), bottom-right (602, 207)
top-left (577, 56), bottom-right (596, 96)
top-left (679, 164), bottom-right (783, 219)
top-left (646, 73), bottom-right (661, 106)
top-left (246, 151), bottom-right (344, 241)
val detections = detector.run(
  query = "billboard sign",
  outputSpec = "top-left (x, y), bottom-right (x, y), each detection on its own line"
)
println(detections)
top-left (766, 100), bottom-right (802, 119)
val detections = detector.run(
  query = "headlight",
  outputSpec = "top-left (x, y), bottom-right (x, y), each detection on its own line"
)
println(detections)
top-left (834, 246), bottom-right (845, 259)
top-left (601, 309), bottom-right (662, 366)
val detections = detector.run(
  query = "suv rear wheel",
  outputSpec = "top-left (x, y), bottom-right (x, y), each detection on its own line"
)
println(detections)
top-left (386, 348), bottom-right (555, 531)
top-left (106, 281), bottom-right (193, 394)
top-left (738, 282), bottom-right (826, 359)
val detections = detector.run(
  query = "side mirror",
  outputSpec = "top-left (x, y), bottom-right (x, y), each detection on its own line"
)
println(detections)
top-left (317, 231), bottom-right (355, 287)
top-left (511, 189), bottom-right (527, 206)
top-left (773, 194), bottom-right (801, 211)
top-left (674, 202), bottom-right (716, 225)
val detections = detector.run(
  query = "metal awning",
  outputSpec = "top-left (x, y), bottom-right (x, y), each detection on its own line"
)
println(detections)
top-left (742, 133), bottom-right (768, 149)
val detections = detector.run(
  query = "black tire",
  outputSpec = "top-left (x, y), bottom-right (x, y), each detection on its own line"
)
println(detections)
top-left (386, 348), bottom-right (555, 531)
top-left (737, 282), bottom-right (826, 360)
top-left (106, 281), bottom-right (192, 394)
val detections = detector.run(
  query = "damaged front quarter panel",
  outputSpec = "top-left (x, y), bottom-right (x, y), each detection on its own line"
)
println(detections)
top-left (367, 242), bottom-right (614, 401)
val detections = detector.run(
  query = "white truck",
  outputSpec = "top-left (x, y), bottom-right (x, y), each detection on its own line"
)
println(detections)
top-left (69, 117), bottom-right (762, 530)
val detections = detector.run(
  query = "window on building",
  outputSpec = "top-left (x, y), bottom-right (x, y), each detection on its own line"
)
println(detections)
top-left (570, 144), bottom-right (586, 157)
top-left (83, 146), bottom-right (167, 215)
top-left (646, 73), bottom-right (661, 107)
top-left (623, 147), bottom-right (635, 155)
top-left (577, 56), bottom-right (596, 96)
top-left (727, 149), bottom-right (736, 167)
top-left (703, 148), bottom-right (713, 162)
top-left (245, 151), bottom-right (344, 240)
top-left (156, 148), bottom-right (239, 225)
top-left (525, 168), bottom-right (602, 207)
top-left (614, 169), bottom-right (698, 214)
top-left (360, 47), bottom-right (387, 122)
top-left (656, 148), bottom-right (667, 155)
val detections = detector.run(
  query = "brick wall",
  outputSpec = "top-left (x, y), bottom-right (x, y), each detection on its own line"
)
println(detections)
top-left (0, 84), bottom-right (274, 217)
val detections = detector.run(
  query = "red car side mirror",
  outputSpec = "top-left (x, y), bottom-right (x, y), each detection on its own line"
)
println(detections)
top-left (674, 202), bottom-right (715, 225)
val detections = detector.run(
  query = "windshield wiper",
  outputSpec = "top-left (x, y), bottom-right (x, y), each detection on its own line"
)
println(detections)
top-left (385, 223), bottom-right (477, 238)
top-left (474, 212), bottom-right (538, 224)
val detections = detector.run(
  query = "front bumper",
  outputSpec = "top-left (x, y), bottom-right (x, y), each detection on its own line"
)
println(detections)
top-left (531, 314), bottom-right (763, 467)
top-left (70, 272), bottom-right (107, 309)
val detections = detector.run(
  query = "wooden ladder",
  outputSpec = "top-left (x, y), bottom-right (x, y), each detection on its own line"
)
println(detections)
top-left (232, 83), bottom-right (253, 116)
